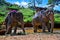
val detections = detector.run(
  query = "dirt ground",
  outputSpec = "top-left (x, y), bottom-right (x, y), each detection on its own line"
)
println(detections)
top-left (0, 27), bottom-right (60, 40)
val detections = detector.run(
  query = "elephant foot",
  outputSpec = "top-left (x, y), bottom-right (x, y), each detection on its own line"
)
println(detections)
top-left (48, 30), bottom-right (50, 32)
top-left (42, 29), bottom-right (46, 33)
top-left (11, 33), bottom-right (16, 36)
top-left (34, 30), bottom-right (37, 33)
top-left (50, 29), bottom-right (53, 33)
top-left (42, 30), bottom-right (46, 33)
top-left (50, 31), bottom-right (53, 33)
top-left (5, 33), bottom-right (11, 36)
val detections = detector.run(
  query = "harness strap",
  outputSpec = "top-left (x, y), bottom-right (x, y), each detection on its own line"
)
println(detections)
top-left (46, 10), bottom-right (54, 16)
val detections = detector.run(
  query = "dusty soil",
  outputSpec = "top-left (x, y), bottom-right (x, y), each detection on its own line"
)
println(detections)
top-left (0, 28), bottom-right (60, 40)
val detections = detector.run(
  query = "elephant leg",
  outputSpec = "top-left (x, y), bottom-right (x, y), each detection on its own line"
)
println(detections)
top-left (13, 26), bottom-right (17, 35)
top-left (42, 22), bottom-right (46, 32)
top-left (47, 23), bottom-right (50, 32)
top-left (50, 21), bottom-right (54, 33)
top-left (5, 15), bottom-right (12, 35)
top-left (34, 25), bottom-right (38, 33)
top-left (5, 25), bottom-right (12, 35)
top-left (49, 14), bottom-right (54, 33)
top-left (21, 23), bottom-right (25, 34)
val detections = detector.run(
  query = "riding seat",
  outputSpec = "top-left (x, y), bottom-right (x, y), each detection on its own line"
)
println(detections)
top-left (33, 10), bottom-right (46, 19)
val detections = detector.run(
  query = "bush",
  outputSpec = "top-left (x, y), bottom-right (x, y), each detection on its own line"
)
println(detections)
top-left (54, 14), bottom-right (60, 23)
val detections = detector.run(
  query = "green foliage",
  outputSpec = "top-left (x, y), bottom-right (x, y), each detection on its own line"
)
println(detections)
top-left (48, 0), bottom-right (60, 4)
top-left (19, 8), bottom-right (34, 22)
top-left (54, 14), bottom-right (60, 23)
top-left (0, 6), bottom-right (8, 24)
top-left (8, 4), bottom-right (20, 10)
top-left (0, 16), bottom-right (5, 23)
top-left (0, 0), bottom-right (11, 6)
top-left (0, 6), bottom-right (60, 23)
top-left (0, 0), bottom-right (60, 24)
top-left (48, 0), bottom-right (54, 4)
